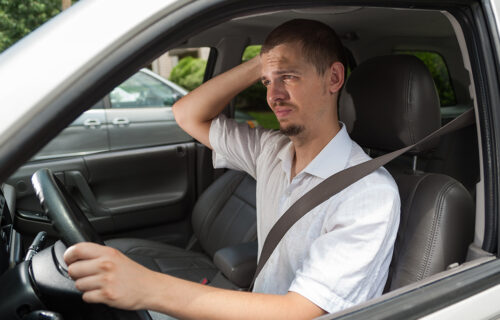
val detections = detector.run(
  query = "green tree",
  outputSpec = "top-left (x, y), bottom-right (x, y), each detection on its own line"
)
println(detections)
top-left (0, 0), bottom-right (62, 53)
top-left (235, 45), bottom-right (268, 110)
top-left (169, 56), bottom-right (207, 91)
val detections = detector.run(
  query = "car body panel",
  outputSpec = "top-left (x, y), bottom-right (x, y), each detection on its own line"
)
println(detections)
top-left (34, 69), bottom-right (193, 159)
top-left (35, 109), bottom-right (109, 160)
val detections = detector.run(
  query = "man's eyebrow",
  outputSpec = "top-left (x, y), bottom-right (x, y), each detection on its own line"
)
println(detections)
top-left (260, 70), bottom-right (302, 80)
top-left (274, 69), bottom-right (301, 75)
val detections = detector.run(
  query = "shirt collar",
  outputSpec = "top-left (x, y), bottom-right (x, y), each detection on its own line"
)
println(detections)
top-left (277, 123), bottom-right (353, 180)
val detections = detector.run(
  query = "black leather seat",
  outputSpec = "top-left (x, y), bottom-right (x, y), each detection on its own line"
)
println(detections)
top-left (107, 170), bottom-right (257, 284)
top-left (339, 55), bottom-right (475, 290)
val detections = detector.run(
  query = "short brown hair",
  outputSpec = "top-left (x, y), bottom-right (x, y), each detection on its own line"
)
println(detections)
top-left (261, 19), bottom-right (346, 75)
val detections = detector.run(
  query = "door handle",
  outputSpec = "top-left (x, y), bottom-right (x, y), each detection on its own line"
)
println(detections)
top-left (83, 118), bottom-right (102, 128)
top-left (112, 117), bottom-right (130, 126)
top-left (64, 170), bottom-right (110, 217)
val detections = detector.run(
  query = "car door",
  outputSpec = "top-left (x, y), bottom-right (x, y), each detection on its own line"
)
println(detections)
top-left (106, 69), bottom-right (192, 150)
top-left (8, 69), bottom-right (200, 248)
top-left (34, 100), bottom-right (109, 160)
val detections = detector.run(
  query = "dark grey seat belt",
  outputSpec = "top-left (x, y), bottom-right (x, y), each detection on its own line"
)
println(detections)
top-left (249, 108), bottom-right (475, 290)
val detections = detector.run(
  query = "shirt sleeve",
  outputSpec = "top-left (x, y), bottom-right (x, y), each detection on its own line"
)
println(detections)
top-left (209, 114), bottom-right (273, 179)
top-left (289, 183), bottom-right (400, 314)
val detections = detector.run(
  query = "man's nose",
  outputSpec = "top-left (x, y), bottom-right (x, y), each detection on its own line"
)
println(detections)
top-left (267, 82), bottom-right (288, 105)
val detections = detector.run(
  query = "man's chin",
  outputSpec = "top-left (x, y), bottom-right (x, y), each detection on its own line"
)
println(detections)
top-left (280, 124), bottom-right (304, 136)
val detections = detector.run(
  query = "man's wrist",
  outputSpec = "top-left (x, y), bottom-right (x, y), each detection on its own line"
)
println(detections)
top-left (136, 270), bottom-right (167, 311)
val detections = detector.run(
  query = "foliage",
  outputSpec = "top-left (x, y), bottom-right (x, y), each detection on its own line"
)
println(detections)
top-left (169, 56), bottom-right (207, 91)
top-left (242, 45), bottom-right (261, 61)
top-left (0, 0), bottom-right (63, 53)
top-left (248, 111), bottom-right (280, 130)
top-left (399, 51), bottom-right (457, 106)
top-left (235, 45), bottom-right (268, 111)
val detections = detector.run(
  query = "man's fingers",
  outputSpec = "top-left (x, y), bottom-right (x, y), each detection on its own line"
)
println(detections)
top-left (82, 289), bottom-right (107, 304)
top-left (64, 242), bottom-right (113, 265)
top-left (74, 274), bottom-right (104, 292)
top-left (81, 286), bottom-right (123, 307)
top-left (67, 257), bottom-right (114, 280)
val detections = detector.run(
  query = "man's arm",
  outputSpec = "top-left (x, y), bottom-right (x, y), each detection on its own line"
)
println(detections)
top-left (172, 56), bottom-right (261, 149)
top-left (64, 243), bottom-right (325, 320)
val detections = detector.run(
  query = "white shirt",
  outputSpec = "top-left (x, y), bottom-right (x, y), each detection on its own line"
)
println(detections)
top-left (209, 115), bottom-right (400, 314)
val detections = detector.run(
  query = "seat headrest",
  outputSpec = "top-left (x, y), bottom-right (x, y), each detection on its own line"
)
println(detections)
top-left (339, 55), bottom-right (441, 153)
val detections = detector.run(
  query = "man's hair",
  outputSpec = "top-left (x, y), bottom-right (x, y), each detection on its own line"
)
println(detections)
top-left (261, 19), bottom-right (346, 75)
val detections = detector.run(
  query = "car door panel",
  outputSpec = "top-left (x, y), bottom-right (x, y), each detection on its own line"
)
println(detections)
top-left (106, 108), bottom-right (192, 150)
top-left (10, 157), bottom-right (90, 214)
top-left (82, 144), bottom-right (194, 228)
top-left (8, 142), bottom-right (196, 246)
top-left (34, 109), bottom-right (109, 160)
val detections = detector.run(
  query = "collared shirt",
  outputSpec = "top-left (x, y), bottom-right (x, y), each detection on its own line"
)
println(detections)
top-left (209, 115), bottom-right (400, 313)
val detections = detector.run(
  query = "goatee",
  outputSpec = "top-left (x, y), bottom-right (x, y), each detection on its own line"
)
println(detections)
top-left (280, 124), bottom-right (304, 136)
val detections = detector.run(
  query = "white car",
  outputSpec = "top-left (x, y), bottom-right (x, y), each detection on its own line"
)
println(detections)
top-left (0, 1), bottom-right (498, 319)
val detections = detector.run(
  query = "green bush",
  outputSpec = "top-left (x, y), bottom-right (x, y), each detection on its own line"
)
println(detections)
top-left (235, 45), bottom-right (268, 111)
top-left (169, 56), bottom-right (207, 91)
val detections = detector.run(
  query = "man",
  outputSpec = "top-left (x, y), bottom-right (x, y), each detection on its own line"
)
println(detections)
top-left (64, 19), bottom-right (400, 319)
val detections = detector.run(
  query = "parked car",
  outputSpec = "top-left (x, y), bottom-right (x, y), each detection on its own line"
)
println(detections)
top-left (34, 68), bottom-right (190, 159)
top-left (35, 68), bottom-right (258, 160)
top-left (0, 1), bottom-right (499, 320)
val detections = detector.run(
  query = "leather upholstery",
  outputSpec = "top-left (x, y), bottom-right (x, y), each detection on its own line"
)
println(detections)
top-left (213, 241), bottom-right (258, 288)
top-left (339, 55), bottom-right (475, 291)
top-left (107, 170), bottom-right (256, 284)
top-left (192, 171), bottom-right (257, 257)
top-left (106, 237), bottom-right (218, 283)
top-left (387, 173), bottom-right (474, 290)
top-left (339, 55), bottom-right (441, 153)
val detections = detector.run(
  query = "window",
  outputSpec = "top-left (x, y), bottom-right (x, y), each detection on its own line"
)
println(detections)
top-left (110, 71), bottom-right (182, 108)
top-left (33, 47), bottom-right (212, 159)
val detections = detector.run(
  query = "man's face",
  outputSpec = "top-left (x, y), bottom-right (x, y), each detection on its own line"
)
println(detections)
top-left (260, 42), bottom-right (339, 138)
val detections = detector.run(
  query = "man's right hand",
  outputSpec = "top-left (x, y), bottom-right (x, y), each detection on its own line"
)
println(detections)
top-left (172, 56), bottom-right (262, 149)
top-left (64, 242), bottom-right (158, 310)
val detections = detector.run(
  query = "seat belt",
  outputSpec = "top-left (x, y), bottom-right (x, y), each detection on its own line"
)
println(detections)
top-left (249, 108), bottom-right (475, 290)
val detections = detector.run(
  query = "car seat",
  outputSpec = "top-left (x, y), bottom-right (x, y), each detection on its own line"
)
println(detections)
top-left (339, 54), bottom-right (475, 290)
top-left (106, 170), bottom-right (256, 284)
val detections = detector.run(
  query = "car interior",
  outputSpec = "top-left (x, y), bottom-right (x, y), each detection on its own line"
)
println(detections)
top-left (1, 3), bottom-right (497, 319)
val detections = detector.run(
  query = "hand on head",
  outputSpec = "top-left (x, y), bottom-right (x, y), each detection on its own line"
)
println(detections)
top-left (63, 242), bottom-right (157, 310)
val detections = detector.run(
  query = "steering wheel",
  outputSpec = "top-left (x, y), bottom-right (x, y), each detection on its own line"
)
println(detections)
top-left (30, 168), bottom-right (153, 320)
top-left (31, 168), bottom-right (104, 246)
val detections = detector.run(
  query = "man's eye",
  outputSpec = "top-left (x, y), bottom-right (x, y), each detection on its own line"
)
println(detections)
top-left (262, 80), bottom-right (270, 87)
top-left (283, 75), bottom-right (296, 81)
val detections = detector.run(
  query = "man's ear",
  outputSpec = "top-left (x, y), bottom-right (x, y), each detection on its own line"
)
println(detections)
top-left (328, 61), bottom-right (345, 94)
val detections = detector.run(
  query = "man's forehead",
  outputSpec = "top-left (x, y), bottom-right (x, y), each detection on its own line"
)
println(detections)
top-left (261, 43), bottom-right (306, 72)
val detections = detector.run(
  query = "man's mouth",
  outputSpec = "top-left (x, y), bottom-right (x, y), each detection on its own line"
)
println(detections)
top-left (273, 106), bottom-right (294, 119)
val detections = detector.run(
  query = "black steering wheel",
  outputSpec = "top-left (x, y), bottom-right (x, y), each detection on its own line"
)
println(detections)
top-left (30, 168), bottom-right (152, 320)
top-left (31, 168), bottom-right (104, 246)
